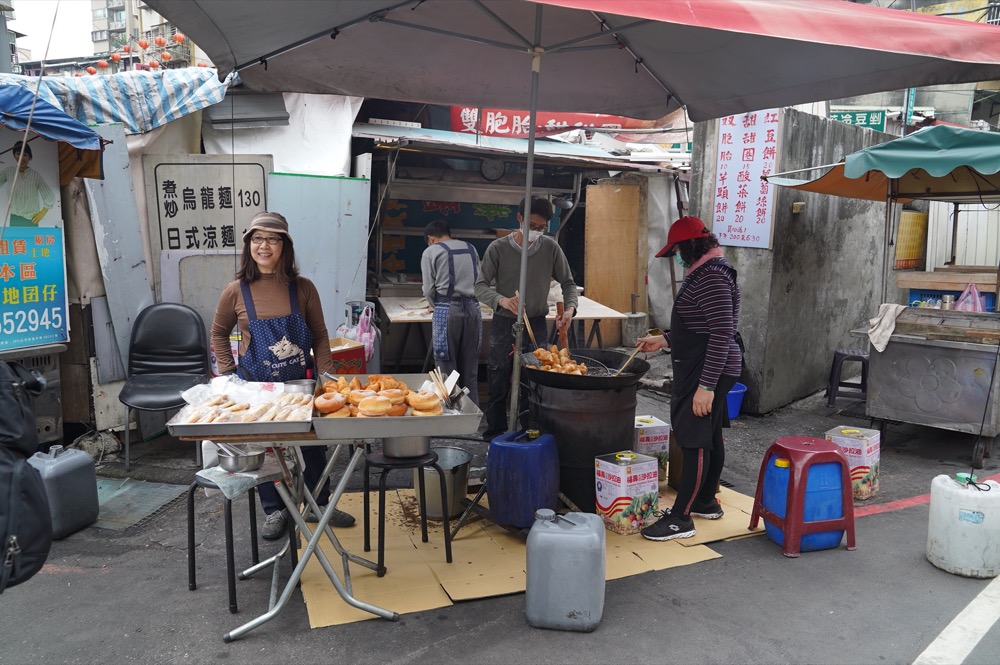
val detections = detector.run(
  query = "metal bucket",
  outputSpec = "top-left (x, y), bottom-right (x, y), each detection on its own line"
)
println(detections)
top-left (383, 435), bottom-right (430, 458)
top-left (415, 446), bottom-right (473, 519)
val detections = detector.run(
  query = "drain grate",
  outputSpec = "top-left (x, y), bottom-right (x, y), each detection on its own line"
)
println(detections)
top-left (93, 478), bottom-right (188, 532)
top-left (719, 478), bottom-right (735, 488)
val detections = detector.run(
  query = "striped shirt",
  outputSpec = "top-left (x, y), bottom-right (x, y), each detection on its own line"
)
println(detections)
top-left (0, 167), bottom-right (56, 218)
top-left (666, 259), bottom-right (742, 390)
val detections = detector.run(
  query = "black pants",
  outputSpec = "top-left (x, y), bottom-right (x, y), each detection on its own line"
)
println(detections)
top-left (258, 445), bottom-right (331, 515)
top-left (672, 375), bottom-right (737, 516)
top-left (485, 314), bottom-right (548, 434)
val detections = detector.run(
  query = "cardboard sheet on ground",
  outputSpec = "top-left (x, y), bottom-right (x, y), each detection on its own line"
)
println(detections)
top-left (299, 481), bottom-right (758, 629)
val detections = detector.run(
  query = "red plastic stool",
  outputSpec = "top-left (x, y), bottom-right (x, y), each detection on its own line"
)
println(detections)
top-left (748, 436), bottom-right (857, 558)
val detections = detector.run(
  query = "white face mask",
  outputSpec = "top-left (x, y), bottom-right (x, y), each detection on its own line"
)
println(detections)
top-left (526, 229), bottom-right (544, 243)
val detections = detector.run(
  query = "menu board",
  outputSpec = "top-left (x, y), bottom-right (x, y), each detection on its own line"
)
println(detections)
top-left (711, 109), bottom-right (780, 250)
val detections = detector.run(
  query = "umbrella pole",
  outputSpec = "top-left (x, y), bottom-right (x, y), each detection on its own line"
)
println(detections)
top-left (507, 10), bottom-right (543, 434)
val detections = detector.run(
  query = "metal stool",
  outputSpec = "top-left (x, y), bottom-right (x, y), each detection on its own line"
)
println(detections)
top-left (826, 348), bottom-right (869, 407)
top-left (748, 436), bottom-right (857, 557)
top-left (186, 475), bottom-right (263, 614)
top-left (363, 450), bottom-right (453, 577)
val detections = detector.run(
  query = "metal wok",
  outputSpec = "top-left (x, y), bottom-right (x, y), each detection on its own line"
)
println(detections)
top-left (523, 349), bottom-right (651, 391)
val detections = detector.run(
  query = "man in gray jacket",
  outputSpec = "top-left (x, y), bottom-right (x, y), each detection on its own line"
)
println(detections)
top-left (422, 220), bottom-right (482, 404)
top-left (474, 196), bottom-right (578, 440)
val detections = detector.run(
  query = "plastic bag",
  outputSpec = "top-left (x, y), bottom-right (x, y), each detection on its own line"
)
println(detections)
top-left (955, 283), bottom-right (985, 312)
top-left (336, 305), bottom-right (378, 361)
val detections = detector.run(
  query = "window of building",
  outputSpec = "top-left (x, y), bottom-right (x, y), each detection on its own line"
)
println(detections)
top-left (93, 8), bottom-right (107, 20)
top-left (91, 30), bottom-right (108, 41)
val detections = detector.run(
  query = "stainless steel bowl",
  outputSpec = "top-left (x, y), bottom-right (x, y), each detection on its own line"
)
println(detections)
top-left (284, 379), bottom-right (317, 395)
top-left (218, 444), bottom-right (267, 472)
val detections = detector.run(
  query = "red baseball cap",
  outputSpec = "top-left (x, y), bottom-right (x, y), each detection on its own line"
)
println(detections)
top-left (655, 216), bottom-right (711, 257)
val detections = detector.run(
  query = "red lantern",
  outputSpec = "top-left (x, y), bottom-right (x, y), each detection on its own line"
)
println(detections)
top-left (122, 44), bottom-right (132, 53)
top-left (74, 72), bottom-right (84, 77)
top-left (86, 66), bottom-right (98, 75)
top-left (173, 33), bottom-right (186, 44)
top-left (148, 60), bottom-right (160, 69)
top-left (97, 59), bottom-right (108, 69)
top-left (160, 52), bottom-right (172, 61)
top-left (154, 35), bottom-right (166, 47)
top-left (196, 62), bottom-right (208, 68)
top-left (110, 52), bottom-right (121, 62)
top-left (138, 38), bottom-right (149, 49)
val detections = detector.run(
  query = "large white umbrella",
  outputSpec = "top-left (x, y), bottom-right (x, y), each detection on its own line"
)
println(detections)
top-left (148, 0), bottom-right (1000, 429)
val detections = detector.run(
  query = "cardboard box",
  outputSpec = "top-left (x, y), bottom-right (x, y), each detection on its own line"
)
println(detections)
top-left (825, 425), bottom-right (880, 500)
top-left (329, 337), bottom-right (366, 375)
top-left (634, 415), bottom-right (670, 472)
top-left (595, 451), bottom-right (659, 535)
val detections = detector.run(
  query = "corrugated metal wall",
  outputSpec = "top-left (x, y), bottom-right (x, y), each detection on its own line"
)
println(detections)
top-left (928, 201), bottom-right (1000, 268)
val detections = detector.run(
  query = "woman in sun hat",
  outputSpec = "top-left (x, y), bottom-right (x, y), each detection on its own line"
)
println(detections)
top-left (633, 216), bottom-right (743, 542)
top-left (211, 211), bottom-right (355, 539)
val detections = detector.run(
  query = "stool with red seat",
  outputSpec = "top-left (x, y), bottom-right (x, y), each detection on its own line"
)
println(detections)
top-left (748, 436), bottom-right (857, 558)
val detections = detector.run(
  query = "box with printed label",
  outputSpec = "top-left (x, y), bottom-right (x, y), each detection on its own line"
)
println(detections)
top-left (825, 425), bottom-right (880, 500)
top-left (594, 451), bottom-right (659, 535)
top-left (329, 337), bottom-right (366, 375)
top-left (634, 415), bottom-right (670, 471)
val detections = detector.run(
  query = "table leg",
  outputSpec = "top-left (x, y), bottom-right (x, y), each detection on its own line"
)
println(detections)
top-left (223, 446), bottom-right (397, 642)
top-left (586, 319), bottom-right (604, 349)
top-left (391, 322), bottom-right (413, 373)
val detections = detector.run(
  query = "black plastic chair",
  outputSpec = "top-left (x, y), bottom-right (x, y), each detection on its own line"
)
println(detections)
top-left (119, 303), bottom-right (211, 470)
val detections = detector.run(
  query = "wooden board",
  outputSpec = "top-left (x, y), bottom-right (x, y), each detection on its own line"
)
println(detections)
top-left (584, 179), bottom-right (648, 347)
top-left (896, 271), bottom-right (998, 293)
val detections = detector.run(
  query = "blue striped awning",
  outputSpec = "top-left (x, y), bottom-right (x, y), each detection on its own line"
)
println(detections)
top-left (0, 68), bottom-right (232, 135)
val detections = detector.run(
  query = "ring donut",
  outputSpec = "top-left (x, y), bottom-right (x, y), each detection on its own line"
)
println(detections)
top-left (405, 390), bottom-right (441, 412)
top-left (349, 389), bottom-right (376, 406)
top-left (386, 403), bottom-right (408, 417)
top-left (323, 405), bottom-right (352, 418)
top-left (314, 391), bottom-right (348, 414)
top-left (378, 388), bottom-right (406, 405)
top-left (358, 395), bottom-right (392, 417)
top-left (411, 402), bottom-right (443, 417)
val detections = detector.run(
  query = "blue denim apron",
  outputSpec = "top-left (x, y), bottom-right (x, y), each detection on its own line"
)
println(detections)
top-left (236, 279), bottom-right (313, 382)
top-left (432, 241), bottom-right (479, 361)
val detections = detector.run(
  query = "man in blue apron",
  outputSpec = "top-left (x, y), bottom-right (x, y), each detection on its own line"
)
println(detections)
top-left (422, 220), bottom-right (482, 404)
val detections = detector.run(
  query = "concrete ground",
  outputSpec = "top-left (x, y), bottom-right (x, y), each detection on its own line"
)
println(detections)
top-left (2, 348), bottom-right (999, 664)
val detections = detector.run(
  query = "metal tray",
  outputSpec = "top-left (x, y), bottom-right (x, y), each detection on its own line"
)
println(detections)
top-left (311, 372), bottom-right (483, 440)
top-left (166, 414), bottom-right (312, 438)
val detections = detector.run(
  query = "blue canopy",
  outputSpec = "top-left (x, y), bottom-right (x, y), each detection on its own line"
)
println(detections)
top-left (0, 84), bottom-right (105, 183)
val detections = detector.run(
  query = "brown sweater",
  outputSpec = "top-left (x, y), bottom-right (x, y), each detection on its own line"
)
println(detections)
top-left (211, 274), bottom-right (334, 376)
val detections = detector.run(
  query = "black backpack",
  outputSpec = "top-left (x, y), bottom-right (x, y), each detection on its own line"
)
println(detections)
top-left (0, 361), bottom-right (52, 593)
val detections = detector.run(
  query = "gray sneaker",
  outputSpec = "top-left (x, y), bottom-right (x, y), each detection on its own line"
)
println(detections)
top-left (305, 506), bottom-right (356, 528)
top-left (261, 509), bottom-right (289, 540)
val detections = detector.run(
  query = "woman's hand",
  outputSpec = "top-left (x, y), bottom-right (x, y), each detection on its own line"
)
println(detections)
top-left (692, 386), bottom-right (714, 417)
top-left (635, 334), bottom-right (668, 353)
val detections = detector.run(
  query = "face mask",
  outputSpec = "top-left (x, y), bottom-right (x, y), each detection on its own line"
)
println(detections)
top-left (526, 229), bottom-right (544, 243)
top-left (674, 253), bottom-right (687, 268)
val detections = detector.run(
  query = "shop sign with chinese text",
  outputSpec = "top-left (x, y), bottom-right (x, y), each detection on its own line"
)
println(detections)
top-left (0, 227), bottom-right (68, 351)
top-left (830, 109), bottom-right (886, 132)
top-left (143, 155), bottom-right (272, 252)
top-left (712, 109), bottom-right (780, 251)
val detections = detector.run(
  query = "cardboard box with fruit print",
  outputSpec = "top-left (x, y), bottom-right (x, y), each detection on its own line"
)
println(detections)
top-left (595, 451), bottom-right (659, 535)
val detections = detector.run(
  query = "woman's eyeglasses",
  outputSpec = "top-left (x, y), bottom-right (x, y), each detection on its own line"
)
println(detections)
top-left (251, 235), bottom-right (284, 246)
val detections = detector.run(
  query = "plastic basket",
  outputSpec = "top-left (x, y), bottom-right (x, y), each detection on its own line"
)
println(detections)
top-left (727, 383), bottom-right (748, 419)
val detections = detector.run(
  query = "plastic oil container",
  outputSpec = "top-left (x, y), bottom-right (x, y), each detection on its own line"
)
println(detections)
top-left (927, 474), bottom-right (1000, 578)
top-left (525, 509), bottom-right (605, 632)
top-left (762, 456), bottom-right (845, 552)
top-left (27, 445), bottom-right (99, 539)
top-left (486, 431), bottom-right (559, 529)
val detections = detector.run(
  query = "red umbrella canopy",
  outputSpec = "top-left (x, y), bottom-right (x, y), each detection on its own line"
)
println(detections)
top-left (144, 0), bottom-right (1000, 121)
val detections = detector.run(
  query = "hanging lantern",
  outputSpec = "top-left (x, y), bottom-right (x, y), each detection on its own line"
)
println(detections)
top-left (97, 59), bottom-right (109, 69)
top-left (196, 62), bottom-right (208, 67)
top-left (74, 72), bottom-right (84, 77)
top-left (173, 33), bottom-right (186, 44)
top-left (148, 60), bottom-right (160, 69)
top-left (138, 38), bottom-right (149, 49)
top-left (154, 36), bottom-right (166, 47)
top-left (86, 66), bottom-right (98, 75)
top-left (110, 52), bottom-right (121, 62)
top-left (160, 52), bottom-right (172, 61)
top-left (122, 44), bottom-right (132, 53)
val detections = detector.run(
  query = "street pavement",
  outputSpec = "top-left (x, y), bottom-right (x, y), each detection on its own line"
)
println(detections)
top-left (1, 349), bottom-right (998, 664)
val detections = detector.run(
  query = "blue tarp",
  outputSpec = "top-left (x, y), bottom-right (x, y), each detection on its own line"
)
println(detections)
top-left (0, 68), bottom-right (231, 135)
top-left (0, 84), bottom-right (102, 150)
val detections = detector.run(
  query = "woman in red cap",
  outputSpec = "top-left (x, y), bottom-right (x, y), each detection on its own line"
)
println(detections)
top-left (634, 216), bottom-right (742, 541)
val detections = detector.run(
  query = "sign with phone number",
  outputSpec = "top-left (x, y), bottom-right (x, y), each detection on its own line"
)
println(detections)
top-left (0, 227), bottom-right (68, 351)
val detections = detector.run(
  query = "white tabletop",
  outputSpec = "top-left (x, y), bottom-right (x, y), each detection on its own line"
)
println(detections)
top-left (379, 294), bottom-right (627, 324)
